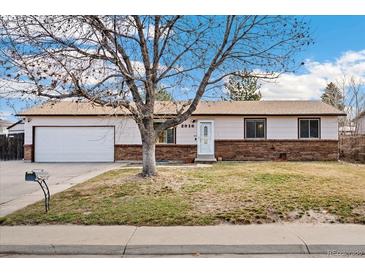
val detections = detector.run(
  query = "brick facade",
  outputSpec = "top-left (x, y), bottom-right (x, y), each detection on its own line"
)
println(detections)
top-left (26, 140), bottom-right (338, 163)
top-left (115, 140), bottom-right (338, 162)
top-left (115, 144), bottom-right (197, 163)
top-left (215, 140), bottom-right (339, 161)
top-left (24, 144), bottom-right (33, 161)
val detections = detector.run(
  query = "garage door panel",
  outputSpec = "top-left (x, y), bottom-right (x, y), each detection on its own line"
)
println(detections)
top-left (35, 127), bottom-right (114, 162)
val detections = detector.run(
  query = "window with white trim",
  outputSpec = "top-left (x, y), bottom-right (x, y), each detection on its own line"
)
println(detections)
top-left (245, 119), bottom-right (266, 139)
top-left (299, 118), bottom-right (320, 139)
top-left (154, 123), bottom-right (175, 144)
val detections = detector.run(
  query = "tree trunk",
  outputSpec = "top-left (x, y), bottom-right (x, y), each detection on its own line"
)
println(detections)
top-left (140, 120), bottom-right (157, 177)
top-left (142, 138), bottom-right (156, 177)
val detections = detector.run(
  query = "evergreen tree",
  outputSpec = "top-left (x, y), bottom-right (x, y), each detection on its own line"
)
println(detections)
top-left (155, 87), bottom-right (173, 101)
top-left (321, 82), bottom-right (345, 110)
top-left (224, 74), bottom-right (262, 101)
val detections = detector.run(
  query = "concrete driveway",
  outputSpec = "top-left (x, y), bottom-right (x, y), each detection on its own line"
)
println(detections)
top-left (0, 161), bottom-right (123, 216)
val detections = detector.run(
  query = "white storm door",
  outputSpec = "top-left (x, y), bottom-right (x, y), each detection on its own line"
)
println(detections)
top-left (198, 121), bottom-right (214, 155)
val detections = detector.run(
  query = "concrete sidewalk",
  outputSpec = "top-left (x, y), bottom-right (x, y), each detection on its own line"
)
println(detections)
top-left (1, 224), bottom-right (364, 256)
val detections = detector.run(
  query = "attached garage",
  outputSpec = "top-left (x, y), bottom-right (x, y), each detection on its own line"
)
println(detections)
top-left (34, 126), bottom-right (115, 162)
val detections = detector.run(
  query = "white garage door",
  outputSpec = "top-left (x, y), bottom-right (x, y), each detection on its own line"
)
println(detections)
top-left (34, 127), bottom-right (114, 162)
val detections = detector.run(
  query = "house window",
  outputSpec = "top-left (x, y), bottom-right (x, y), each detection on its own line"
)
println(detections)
top-left (245, 119), bottom-right (266, 139)
top-left (154, 123), bottom-right (175, 144)
top-left (299, 118), bottom-right (320, 139)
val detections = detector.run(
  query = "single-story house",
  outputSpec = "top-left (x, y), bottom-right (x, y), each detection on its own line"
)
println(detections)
top-left (339, 125), bottom-right (356, 136)
top-left (18, 100), bottom-right (346, 163)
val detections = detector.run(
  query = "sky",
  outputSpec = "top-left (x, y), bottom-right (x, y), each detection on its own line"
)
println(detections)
top-left (261, 16), bottom-right (365, 100)
top-left (1, 15), bottom-right (365, 121)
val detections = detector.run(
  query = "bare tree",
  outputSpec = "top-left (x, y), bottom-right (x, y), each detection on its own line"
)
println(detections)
top-left (0, 16), bottom-right (311, 176)
top-left (335, 76), bottom-right (365, 134)
top-left (347, 77), bottom-right (365, 134)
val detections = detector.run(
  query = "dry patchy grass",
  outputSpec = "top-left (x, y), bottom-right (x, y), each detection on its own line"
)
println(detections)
top-left (2, 161), bottom-right (365, 225)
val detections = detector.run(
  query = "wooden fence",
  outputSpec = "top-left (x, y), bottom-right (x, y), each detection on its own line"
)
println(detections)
top-left (339, 135), bottom-right (365, 163)
top-left (0, 133), bottom-right (24, 161)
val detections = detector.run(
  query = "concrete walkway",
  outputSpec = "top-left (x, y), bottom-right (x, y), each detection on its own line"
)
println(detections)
top-left (1, 224), bottom-right (364, 256)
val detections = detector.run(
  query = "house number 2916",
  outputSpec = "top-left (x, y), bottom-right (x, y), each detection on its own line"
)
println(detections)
top-left (181, 124), bottom-right (194, 128)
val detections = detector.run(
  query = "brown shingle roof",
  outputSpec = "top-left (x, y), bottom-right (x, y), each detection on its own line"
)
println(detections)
top-left (18, 100), bottom-right (346, 117)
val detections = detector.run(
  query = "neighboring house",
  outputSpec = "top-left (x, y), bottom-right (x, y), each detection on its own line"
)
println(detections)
top-left (0, 119), bottom-right (12, 135)
top-left (357, 111), bottom-right (365, 135)
top-left (7, 120), bottom-right (25, 135)
top-left (18, 100), bottom-right (346, 163)
top-left (339, 125), bottom-right (356, 136)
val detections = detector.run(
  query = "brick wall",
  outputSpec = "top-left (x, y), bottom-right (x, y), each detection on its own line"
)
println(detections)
top-left (26, 140), bottom-right (339, 163)
top-left (215, 140), bottom-right (339, 161)
top-left (24, 144), bottom-right (33, 161)
top-left (339, 135), bottom-right (365, 163)
top-left (115, 144), bottom-right (197, 163)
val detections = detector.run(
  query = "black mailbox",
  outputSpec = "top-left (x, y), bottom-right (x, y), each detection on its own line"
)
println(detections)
top-left (25, 171), bottom-right (37, 182)
top-left (25, 169), bottom-right (49, 182)
top-left (24, 169), bottom-right (51, 212)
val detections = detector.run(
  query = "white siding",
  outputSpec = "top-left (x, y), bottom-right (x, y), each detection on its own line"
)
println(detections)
top-left (175, 116), bottom-right (244, 144)
top-left (191, 116), bottom-right (337, 141)
top-left (175, 117), bottom-right (197, 144)
top-left (24, 116), bottom-right (141, 145)
top-left (115, 118), bottom-right (142, 144)
top-left (214, 117), bottom-right (244, 139)
top-left (24, 114), bottom-right (339, 146)
top-left (266, 116), bottom-right (338, 140)
top-left (266, 116), bottom-right (339, 140)
top-left (321, 116), bottom-right (338, 140)
top-left (266, 117), bottom-right (298, 139)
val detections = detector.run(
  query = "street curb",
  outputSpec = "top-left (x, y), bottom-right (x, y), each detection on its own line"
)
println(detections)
top-left (1, 244), bottom-right (364, 256)
top-left (0, 245), bottom-right (124, 255)
top-left (125, 244), bottom-right (308, 255)
top-left (308, 245), bottom-right (365, 255)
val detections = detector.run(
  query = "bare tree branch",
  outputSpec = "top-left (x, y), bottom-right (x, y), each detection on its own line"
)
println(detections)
top-left (0, 15), bottom-right (312, 176)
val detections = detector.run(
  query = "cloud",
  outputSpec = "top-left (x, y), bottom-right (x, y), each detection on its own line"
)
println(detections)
top-left (261, 49), bottom-right (365, 100)
top-left (0, 110), bottom-right (14, 120)
top-left (0, 79), bottom-right (38, 99)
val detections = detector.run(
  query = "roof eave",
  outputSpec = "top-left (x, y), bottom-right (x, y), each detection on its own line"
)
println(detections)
top-left (6, 120), bottom-right (23, 129)
top-left (17, 113), bottom-right (347, 117)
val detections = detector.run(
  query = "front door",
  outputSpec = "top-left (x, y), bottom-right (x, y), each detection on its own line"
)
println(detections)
top-left (198, 121), bottom-right (214, 155)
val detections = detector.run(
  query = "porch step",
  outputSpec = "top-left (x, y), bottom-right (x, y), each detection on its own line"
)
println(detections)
top-left (194, 154), bottom-right (217, 163)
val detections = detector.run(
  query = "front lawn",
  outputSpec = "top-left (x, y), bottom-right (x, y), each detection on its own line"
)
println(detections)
top-left (2, 162), bottom-right (365, 225)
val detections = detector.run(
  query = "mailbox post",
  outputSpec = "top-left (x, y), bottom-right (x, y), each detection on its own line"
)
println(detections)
top-left (25, 169), bottom-right (50, 213)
